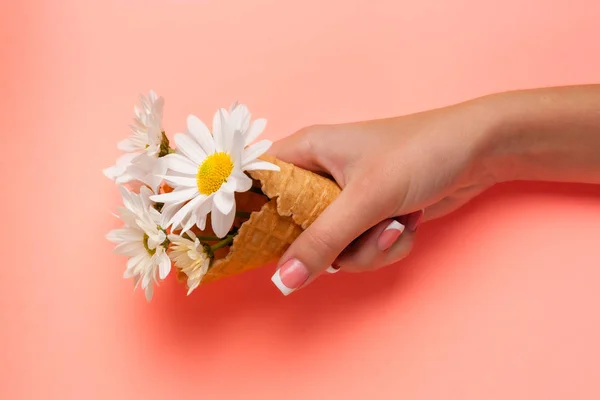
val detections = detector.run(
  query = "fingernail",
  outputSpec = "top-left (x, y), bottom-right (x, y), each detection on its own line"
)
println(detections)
top-left (406, 210), bottom-right (424, 232)
top-left (271, 259), bottom-right (310, 296)
top-left (326, 265), bottom-right (340, 274)
top-left (377, 220), bottom-right (405, 251)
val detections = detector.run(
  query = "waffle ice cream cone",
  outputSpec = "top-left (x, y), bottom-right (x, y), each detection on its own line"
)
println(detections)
top-left (199, 155), bottom-right (341, 284)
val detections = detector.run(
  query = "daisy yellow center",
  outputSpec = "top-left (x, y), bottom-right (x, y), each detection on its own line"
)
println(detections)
top-left (197, 152), bottom-right (234, 195)
top-left (143, 234), bottom-right (156, 256)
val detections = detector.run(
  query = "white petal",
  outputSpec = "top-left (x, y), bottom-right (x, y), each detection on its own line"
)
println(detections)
top-left (161, 175), bottom-right (197, 188)
top-left (160, 201), bottom-right (185, 227)
top-left (211, 199), bottom-right (236, 238)
top-left (126, 253), bottom-right (146, 273)
top-left (162, 153), bottom-right (198, 175)
top-left (229, 103), bottom-right (250, 131)
top-left (212, 109), bottom-right (222, 151)
top-left (189, 199), bottom-right (212, 231)
top-left (130, 153), bottom-right (157, 171)
top-left (228, 101), bottom-right (239, 113)
top-left (117, 138), bottom-right (141, 152)
top-left (150, 188), bottom-right (197, 203)
top-left (213, 108), bottom-right (229, 152)
top-left (126, 166), bottom-right (154, 189)
top-left (220, 178), bottom-right (237, 194)
top-left (116, 207), bottom-right (138, 227)
top-left (196, 214), bottom-right (207, 231)
top-left (138, 186), bottom-right (154, 203)
top-left (243, 160), bottom-right (280, 172)
top-left (181, 214), bottom-right (196, 233)
top-left (187, 115), bottom-right (215, 154)
top-left (152, 96), bottom-right (164, 118)
top-left (242, 140), bottom-right (272, 165)
top-left (123, 268), bottom-right (136, 279)
top-left (230, 130), bottom-right (245, 163)
top-left (113, 171), bottom-right (135, 185)
top-left (144, 174), bottom-right (164, 195)
top-left (214, 190), bottom-right (234, 215)
top-left (103, 165), bottom-right (123, 181)
top-left (169, 194), bottom-right (207, 232)
top-left (158, 253), bottom-right (171, 279)
top-left (231, 170), bottom-right (253, 192)
top-left (114, 241), bottom-right (145, 257)
top-left (103, 153), bottom-right (138, 181)
top-left (244, 118), bottom-right (267, 145)
top-left (144, 283), bottom-right (154, 302)
top-left (174, 133), bottom-right (207, 164)
top-left (132, 275), bottom-right (142, 292)
top-left (106, 228), bottom-right (143, 243)
top-left (187, 280), bottom-right (200, 295)
top-left (145, 232), bottom-right (162, 249)
top-left (141, 268), bottom-right (152, 289)
top-left (119, 186), bottom-right (136, 212)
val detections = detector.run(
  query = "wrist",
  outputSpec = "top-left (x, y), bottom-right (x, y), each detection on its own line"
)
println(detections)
top-left (450, 93), bottom-right (521, 185)
top-left (474, 91), bottom-right (530, 183)
top-left (475, 86), bottom-right (600, 185)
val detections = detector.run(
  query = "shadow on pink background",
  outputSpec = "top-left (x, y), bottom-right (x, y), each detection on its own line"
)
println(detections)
top-left (2, 0), bottom-right (600, 399)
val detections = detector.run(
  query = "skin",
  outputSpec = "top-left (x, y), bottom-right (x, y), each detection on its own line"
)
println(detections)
top-left (268, 85), bottom-right (600, 286)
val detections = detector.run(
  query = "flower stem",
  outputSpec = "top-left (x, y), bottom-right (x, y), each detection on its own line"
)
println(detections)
top-left (195, 235), bottom-right (222, 242)
top-left (236, 211), bottom-right (251, 219)
top-left (210, 235), bottom-right (234, 252)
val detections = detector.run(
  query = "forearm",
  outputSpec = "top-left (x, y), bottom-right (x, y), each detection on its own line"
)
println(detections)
top-left (480, 85), bottom-right (600, 184)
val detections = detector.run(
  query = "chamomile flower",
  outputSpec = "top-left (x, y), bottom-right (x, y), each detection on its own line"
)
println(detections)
top-left (168, 231), bottom-right (211, 295)
top-left (150, 105), bottom-right (279, 238)
top-left (103, 90), bottom-right (168, 192)
top-left (106, 186), bottom-right (171, 301)
top-left (118, 90), bottom-right (165, 156)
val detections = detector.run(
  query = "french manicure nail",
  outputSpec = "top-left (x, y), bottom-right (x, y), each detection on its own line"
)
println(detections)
top-left (271, 258), bottom-right (310, 296)
top-left (377, 220), bottom-right (405, 251)
top-left (326, 265), bottom-right (340, 274)
top-left (406, 210), bottom-right (424, 232)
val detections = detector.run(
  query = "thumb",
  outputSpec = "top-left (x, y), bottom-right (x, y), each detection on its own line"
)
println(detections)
top-left (270, 179), bottom-right (387, 295)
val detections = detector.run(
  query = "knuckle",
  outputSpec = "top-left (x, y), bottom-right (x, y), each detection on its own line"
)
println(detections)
top-left (299, 125), bottom-right (327, 153)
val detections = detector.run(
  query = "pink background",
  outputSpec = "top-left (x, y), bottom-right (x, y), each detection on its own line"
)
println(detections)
top-left (3, 0), bottom-right (600, 398)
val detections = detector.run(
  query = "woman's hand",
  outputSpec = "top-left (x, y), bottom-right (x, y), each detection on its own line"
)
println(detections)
top-left (268, 85), bottom-right (600, 295)
top-left (268, 95), bottom-right (503, 294)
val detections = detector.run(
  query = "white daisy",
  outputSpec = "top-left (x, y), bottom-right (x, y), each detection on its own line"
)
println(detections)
top-left (103, 90), bottom-right (168, 192)
top-left (150, 104), bottom-right (279, 238)
top-left (106, 186), bottom-right (172, 301)
top-left (118, 90), bottom-right (165, 156)
top-left (168, 231), bottom-right (211, 295)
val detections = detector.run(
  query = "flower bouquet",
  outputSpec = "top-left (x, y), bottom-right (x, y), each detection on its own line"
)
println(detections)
top-left (104, 91), bottom-right (340, 300)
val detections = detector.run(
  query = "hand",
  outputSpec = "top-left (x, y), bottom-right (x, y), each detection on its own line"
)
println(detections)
top-left (268, 96), bottom-right (501, 295)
